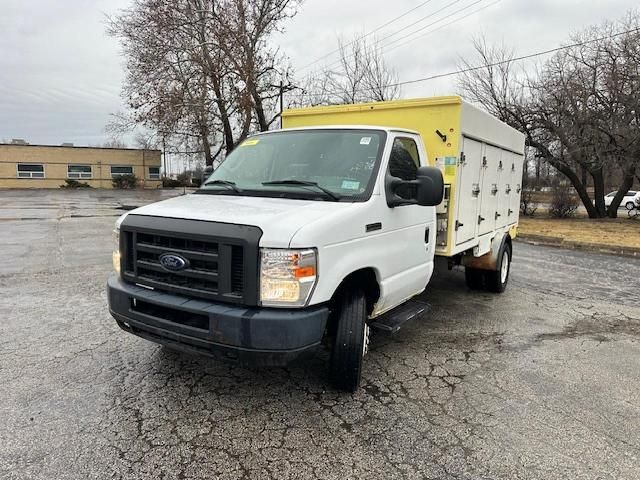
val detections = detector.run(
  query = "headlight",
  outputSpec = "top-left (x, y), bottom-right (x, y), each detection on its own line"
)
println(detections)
top-left (112, 227), bottom-right (121, 274)
top-left (260, 248), bottom-right (317, 307)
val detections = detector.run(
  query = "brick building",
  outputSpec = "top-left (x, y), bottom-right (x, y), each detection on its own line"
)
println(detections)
top-left (0, 141), bottom-right (162, 189)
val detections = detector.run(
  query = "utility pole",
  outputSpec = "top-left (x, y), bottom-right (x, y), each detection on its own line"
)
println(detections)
top-left (279, 80), bottom-right (284, 129)
top-left (162, 135), bottom-right (167, 177)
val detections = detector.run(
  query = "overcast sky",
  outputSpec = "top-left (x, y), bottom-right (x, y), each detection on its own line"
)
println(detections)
top-left (0, 0), bottom-right (636, 147)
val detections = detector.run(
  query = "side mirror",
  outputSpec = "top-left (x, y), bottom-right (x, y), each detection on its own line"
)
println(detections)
top-left (416, 166), bottom-right (444, 206)
top-left (385, 166), bottom-right (444, 207)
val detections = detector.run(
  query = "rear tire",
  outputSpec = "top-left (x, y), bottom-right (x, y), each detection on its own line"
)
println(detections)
top-left (626, 201), bottom-right (635, 210)
top-left (329, 288), bottom-right (368, 393)
top-left (486, 242), bottom-right (512, 293)
top-left (465, 267), bottom-right (484, 290)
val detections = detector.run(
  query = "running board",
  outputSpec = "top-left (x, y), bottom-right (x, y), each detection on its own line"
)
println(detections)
top-left (369, 300), bottom-right (431, 333)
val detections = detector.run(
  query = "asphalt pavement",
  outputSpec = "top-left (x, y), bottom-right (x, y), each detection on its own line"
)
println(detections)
top-left (1, 190), bottom-right (639, 480)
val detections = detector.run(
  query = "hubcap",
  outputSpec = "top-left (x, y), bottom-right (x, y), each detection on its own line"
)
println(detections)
top-left (500, 250), bottom-right (509, 284)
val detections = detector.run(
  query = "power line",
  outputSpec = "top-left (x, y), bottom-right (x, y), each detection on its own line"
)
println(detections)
top-left (318, 0), bottom-right (484, 73)
top-left (381, 0), bottom-right (499, 56)
top-left (384, 26), bottom-right (640, 90)
top-left (289, 26), bottom-right (640, 98)
top-left (297, 0), bottom-right (437, 72)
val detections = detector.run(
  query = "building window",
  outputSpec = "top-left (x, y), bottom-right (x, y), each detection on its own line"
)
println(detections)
top-left (111, 165), bottom-right (133, 177)
top-left (148, 166), bottom-right (161, 180)
top-left (68, 165), bottom-right (92, 179)
top-left (17, 163), bottom-right (45, 178)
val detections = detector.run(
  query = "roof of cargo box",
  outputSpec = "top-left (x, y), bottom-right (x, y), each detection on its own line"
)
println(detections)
top-left (282, 95), bottom-right (525, 155)
top-left (253, 125), bottom-right (419, 135)
top-left (282, 96), bottom-right (463, 117)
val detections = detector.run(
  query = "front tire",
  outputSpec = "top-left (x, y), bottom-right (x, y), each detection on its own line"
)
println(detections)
top-left (329, 288), bottom-right (368, 393)
top-left (486, 242), bottom-right (512, 293)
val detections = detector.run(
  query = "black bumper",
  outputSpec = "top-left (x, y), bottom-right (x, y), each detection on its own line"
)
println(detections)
top-left (107, 275), bottom-right (329, 366)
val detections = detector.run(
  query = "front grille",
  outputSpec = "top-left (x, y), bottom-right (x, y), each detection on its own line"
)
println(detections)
top-left (120, 215), bottom-right (261, 305)
top-left (134, 232), bottom-right (226, 297)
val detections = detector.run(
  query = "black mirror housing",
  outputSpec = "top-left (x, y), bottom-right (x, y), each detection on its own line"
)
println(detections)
top-left (386, 166), bottom-right (444, 207)
top-left (416, 166), bottom-right (444, 206)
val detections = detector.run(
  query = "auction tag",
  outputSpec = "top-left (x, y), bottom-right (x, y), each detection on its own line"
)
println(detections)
top-left (359, 137), bottom-right (372, 145)
top-left (241, 139), bottom-right (260, 147)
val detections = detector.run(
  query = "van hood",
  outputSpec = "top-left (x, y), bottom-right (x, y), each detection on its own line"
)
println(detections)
top-left (126, 192), bottom-right (357, 247)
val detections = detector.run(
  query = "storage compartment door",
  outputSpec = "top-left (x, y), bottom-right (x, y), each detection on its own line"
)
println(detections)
top-left (508, 152), bottom-right (524, 224)
top-left (496, 154), bottom-right (510, 229)
top-left (455, 137), bottom-right (482, 245)
top-left (478, 145), bottom-right (502, 235)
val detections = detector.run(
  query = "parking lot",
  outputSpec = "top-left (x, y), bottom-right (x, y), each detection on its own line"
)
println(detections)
top-left (1, 189), bottom-right (639, 480)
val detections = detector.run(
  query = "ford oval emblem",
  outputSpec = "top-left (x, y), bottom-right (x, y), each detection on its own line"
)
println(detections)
top-left (159, 253), bottom-right (189, 272)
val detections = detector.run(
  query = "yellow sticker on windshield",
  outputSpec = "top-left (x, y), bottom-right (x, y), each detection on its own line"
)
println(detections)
top-left (241, 139), bottom-right (260, 147)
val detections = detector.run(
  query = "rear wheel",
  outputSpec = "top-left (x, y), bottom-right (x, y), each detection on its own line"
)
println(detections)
top-left (465, 267), bottom-right (484, 290)
top-left (329, 288), bottom-right (369, 393)
top-left (626, 201), bottom-right (635, 210)
top-left (486, 242), bottom-right (512, 293)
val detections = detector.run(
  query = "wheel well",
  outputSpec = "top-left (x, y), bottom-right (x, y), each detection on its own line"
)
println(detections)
top-left (504, 233), bottom-right (512, 252)
top-left (326, 268), bottom-right (380, 337)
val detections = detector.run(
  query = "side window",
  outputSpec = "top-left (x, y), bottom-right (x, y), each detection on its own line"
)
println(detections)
top-left (17, 163), bottom-right (45, 178)
top-left (388, 137), bottom-right (420, 200)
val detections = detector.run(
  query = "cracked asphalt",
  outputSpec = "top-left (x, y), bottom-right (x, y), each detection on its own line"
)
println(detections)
top-left (1, 190), bottom-right (639, 480)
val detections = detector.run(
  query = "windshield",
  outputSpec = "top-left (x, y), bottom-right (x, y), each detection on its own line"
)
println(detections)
top-left (199, 129), bottom-right (386, 201)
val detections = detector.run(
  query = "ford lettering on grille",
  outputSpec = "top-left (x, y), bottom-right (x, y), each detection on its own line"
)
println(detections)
top-left (159, 253), bottom-right (189, 271)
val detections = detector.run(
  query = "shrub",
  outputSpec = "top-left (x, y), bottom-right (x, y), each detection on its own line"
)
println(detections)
top-left (520, 189), bottom-right (537, 217)
top-left (60, 179), bottom-right (92, 189)
top-left (112, 174), bottom-right (138, 189)
top-left (162, 177), bottom-right (184, 188)
top-left (549, 186), bottom-right (579, 218)
top-left (176, 171), bottom-right (191, 185)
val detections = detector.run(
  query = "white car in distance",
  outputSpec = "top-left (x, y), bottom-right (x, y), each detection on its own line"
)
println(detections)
top-left (604, 191), bottom-right (639, 209)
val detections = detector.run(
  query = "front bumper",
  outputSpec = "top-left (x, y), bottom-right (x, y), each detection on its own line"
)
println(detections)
top-left (107, 275), bottom-right (329, 366)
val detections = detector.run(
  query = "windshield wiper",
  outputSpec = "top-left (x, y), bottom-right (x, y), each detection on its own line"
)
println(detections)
top-left (262, 179), bottom-right (341, 201)
top-left (203, 179), bottom-right (242, 193)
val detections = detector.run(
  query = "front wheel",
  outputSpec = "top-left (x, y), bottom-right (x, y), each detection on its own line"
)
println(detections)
top-left (485, 242), bottom-right (512, 293)
top-left (329, 288), bottom-right (369, 393)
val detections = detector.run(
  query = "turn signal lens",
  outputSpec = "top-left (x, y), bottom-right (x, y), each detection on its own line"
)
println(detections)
top-left (112, 228), bottom-right (121, 274)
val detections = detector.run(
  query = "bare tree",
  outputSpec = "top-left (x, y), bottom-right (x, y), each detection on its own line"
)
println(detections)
top-left (297, 35), bottom-right (400, 106)
top-left (107, 0), bottom-right (301, 166)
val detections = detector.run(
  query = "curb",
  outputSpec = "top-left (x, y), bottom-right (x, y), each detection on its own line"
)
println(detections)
top-left (516, 234), bottom-right (640, 258)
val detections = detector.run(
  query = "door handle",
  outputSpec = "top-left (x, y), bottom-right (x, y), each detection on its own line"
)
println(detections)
top-left (455, 221), bottom-right (464, 230)
top-left (424, 227), bottom-right (430, 244)
top-left (478, 215), bottom-right (485, 224)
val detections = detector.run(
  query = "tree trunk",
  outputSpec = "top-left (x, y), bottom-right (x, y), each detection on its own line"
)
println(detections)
top-left (553, 161), bottom-right (600, 218)
top-left (251, 87), bottom-right (268, 131)
top-left (606, 175), bottom-right (634, 218)
top-left (591, 168), bottom-right (607, 217)
top-left (200, 127), bottom-right (214, 166)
